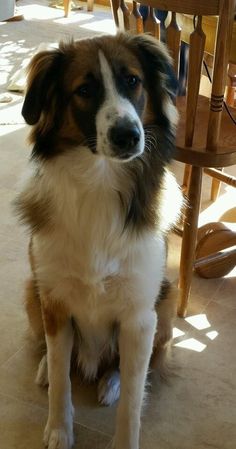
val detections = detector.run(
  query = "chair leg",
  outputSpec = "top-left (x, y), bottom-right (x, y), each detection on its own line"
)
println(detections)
top-left (178, 166), bottom-right (202, 317)
top-left (87, 0), bottom-right (94, 11)
top-left (210, 169), bottom-right (223, 202)
top-left (63, 0), bottom-right (71, 17)
top-left (182, 164), bottom-right (191, 194)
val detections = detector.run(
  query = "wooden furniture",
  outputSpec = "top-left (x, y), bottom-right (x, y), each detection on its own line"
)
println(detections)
top-left (63, 0), bottom-right (94, 17)
top-left (195, 222), bottom-right (236, 278)
top-left (110, 0), bottom-right (236, 317)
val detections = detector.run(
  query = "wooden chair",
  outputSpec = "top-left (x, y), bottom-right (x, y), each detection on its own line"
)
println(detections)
top-left (63, 0), bottom-right (94, 17)
top-left (110, 0), bottom-right (236, 317)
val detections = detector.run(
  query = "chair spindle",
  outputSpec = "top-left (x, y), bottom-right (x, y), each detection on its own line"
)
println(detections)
top-left (144, 7), bottom-right (161, 39)
top-left (166, 12), bottom-right (181, 76)
top-left (185, 15), bottom-right (206, 147)
top-left (129, 2), bottom-right (144, 34)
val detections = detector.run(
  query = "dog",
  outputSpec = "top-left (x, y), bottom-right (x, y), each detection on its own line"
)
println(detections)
top-left (15, 33), bottom-right (182, 449)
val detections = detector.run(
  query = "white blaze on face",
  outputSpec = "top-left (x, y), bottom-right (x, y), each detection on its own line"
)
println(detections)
top-left (96, 51), bottom-right (144, 159)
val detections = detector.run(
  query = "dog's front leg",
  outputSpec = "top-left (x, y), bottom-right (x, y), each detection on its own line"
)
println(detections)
top-left (114, 309), bottom-right (157, 449)
top-left (42, 299), bottom-right (74, 449)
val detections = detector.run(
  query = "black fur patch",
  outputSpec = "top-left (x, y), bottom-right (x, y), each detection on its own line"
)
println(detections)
top-left (121, 124), bottom-right (175, 231)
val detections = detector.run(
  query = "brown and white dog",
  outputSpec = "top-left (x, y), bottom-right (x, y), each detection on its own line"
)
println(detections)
top-left (15, 33), bottom-right (182, 449)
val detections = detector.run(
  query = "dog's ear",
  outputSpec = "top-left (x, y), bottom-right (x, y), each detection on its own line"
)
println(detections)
top-left (130, 33), bottom-right (178, 98)
top-left (127, 33), bottom-right (178, 129)
top-left (22, 49), bottom-right (63, 125)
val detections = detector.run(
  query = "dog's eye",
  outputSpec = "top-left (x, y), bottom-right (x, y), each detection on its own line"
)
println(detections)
top-left (74, 84), bottom-right (91, 98)
top-left (125, 75), bottom-right (140, 88)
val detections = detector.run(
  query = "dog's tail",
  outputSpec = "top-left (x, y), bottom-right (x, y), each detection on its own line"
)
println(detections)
top-left (151, 280), bottom-right (177, 378)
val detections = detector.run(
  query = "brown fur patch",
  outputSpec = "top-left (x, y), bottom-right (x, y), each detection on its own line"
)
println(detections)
top-left (25, 278), bottom-right (44, 341)
top-left (41, 297), bottom-right (70, 336)
top-left (14, 186), bottom-right (53, 233)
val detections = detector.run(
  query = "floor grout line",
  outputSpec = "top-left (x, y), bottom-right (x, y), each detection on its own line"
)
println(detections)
top-left (0, 343), bottom-right (26, 370)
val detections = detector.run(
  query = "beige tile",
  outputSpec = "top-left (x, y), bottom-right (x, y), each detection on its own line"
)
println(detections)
top-left (190, 272), bottom-right (223, 302)
top-left (0, 126), bottom-right (29, 190)
top-left (0, 344), bottom-right (49, 408)
top-left (146, 335), bottom-right (236, 449)
top-left (142, 300), bottom-right (236, 448)
top-left (0, 300), bottom-right (27, 366)
top-left (0, 393), bottom-right (47, 449)
top-left (0, 393), bottom-right (111, 449)
top-left (212, 277), bottom-right (236, 310)
top-left (0, 342), bottom-right (117, 437)
top-left (72, 375), bottom-right (117, 436)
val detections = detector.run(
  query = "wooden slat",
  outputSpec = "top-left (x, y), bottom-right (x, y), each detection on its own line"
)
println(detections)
top-left (144, 7), bottom-right (161, 39)
top-left (129, 2), bottom-right (144, 34)
top-left (132, 0), bottom-right (220, 16)
top-left (87, 0), bottom-right (94, 11)
top-left (175, 144), bottom-right (236, 167)
top-left (117, 0), bottom-right (130, 31)
top-left (166, 12), bottom-right (181, 75)
top-left (185, 16), bottom-right (206, 147)
top-left (63, 0), bottom-right (71, 17)
top-left (110, 0), bottom-right (120, 27)
top-left (204, 168), bottom-right (236, 187)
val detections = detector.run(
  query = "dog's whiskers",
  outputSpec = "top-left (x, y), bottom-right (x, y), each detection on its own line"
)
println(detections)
top-left (79, 136), bottom-right (97, 151)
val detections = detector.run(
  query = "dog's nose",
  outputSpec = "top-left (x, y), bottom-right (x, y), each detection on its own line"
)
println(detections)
top-left (109, 121), bottom-right (141, 151)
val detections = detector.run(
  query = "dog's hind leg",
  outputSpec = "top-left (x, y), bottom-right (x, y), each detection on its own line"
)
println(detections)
top-left (98, 369), bottom-right (120, 406)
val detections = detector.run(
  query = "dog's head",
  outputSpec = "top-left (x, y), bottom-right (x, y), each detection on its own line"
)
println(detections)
top-left (22, 33), bottom-right (177, 161)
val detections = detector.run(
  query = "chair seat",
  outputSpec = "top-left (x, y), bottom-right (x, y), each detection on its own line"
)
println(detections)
top-left (175, 95), bottom-right (236, 167)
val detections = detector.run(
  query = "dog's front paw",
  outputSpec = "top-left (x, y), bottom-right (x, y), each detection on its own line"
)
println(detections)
top-left (44, 424), bottom-right (74, 449)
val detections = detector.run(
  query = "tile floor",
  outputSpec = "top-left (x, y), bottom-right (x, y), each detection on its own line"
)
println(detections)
top-left (0, 2), bottom-right (236, 448)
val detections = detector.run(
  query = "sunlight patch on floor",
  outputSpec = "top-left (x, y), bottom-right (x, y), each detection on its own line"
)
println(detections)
top-left (174, 338), bottom-right (207, 352)
top-left (54, 12), bottom-right (95, 24)
top-left (22, 4), bottom-right (65, 20)
top-left (224, 265), bottom-right (236, 278)
top-left (206, 330), bottom-right (218, 340)
top-left (185, 314), bottom-right (211, 330)
top-left (0, 123), bottom-right (25, 137)
top-left (80, 19), bottom-right (116, 34)
top-left (173, 327), bottom-right (185, 338)
top-left (199, 189), bottom-right (236, 227)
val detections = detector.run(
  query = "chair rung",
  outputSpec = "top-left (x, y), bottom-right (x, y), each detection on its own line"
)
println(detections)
top-left (204, 168), bottom-right (236, 187)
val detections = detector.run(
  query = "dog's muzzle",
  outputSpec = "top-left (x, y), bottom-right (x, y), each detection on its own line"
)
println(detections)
top-left (108, 118), bottom-right (143, 161)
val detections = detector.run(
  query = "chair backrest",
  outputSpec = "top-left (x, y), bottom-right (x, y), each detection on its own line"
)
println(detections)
top-left (111, 0), bottom-right (236, 159)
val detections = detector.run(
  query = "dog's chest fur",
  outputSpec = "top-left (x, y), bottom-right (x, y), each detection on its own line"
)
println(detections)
top-left (34, 147), bottom-right (134, 286)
